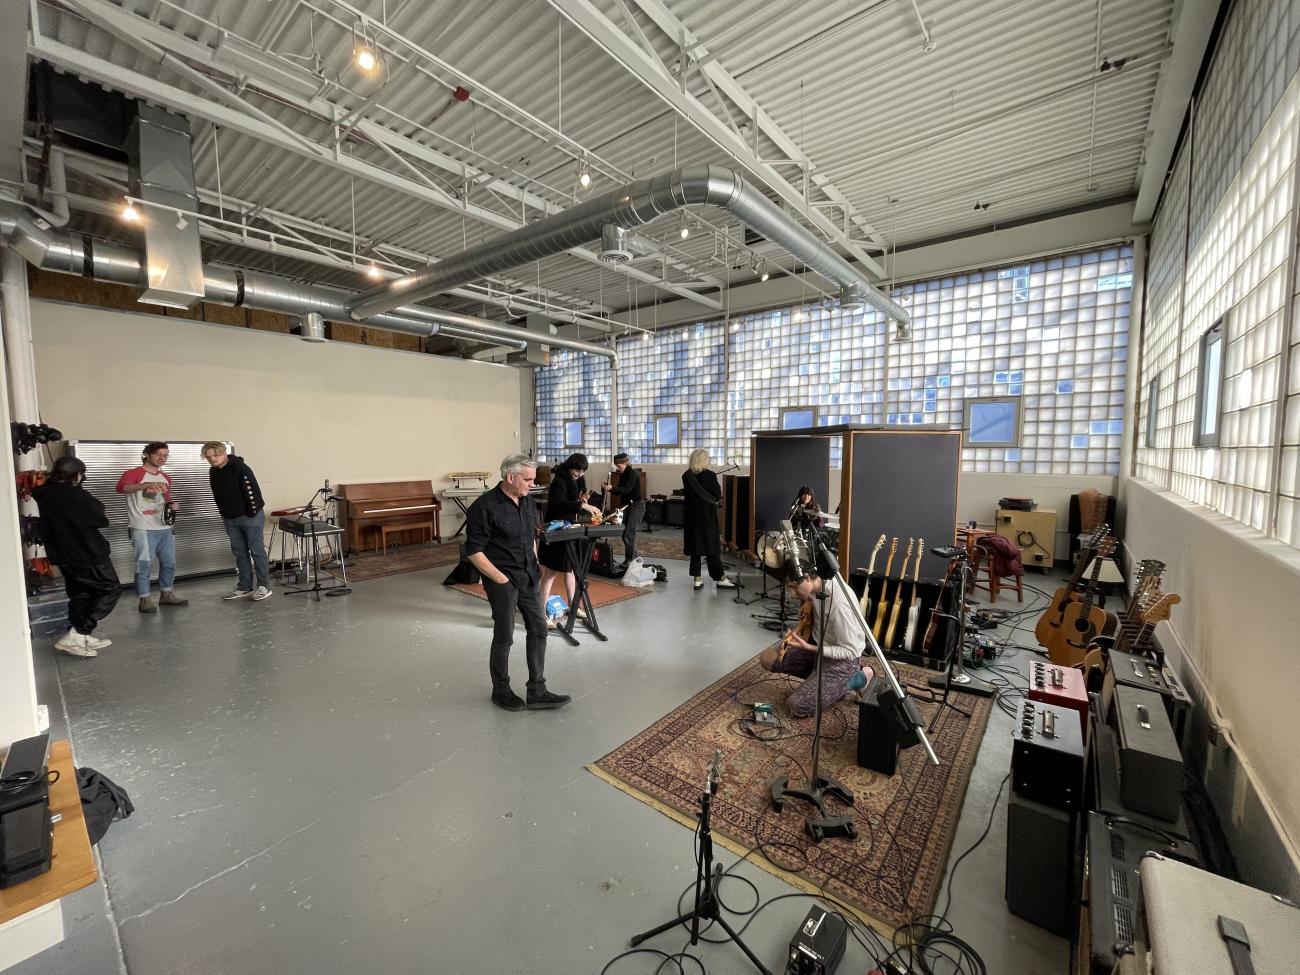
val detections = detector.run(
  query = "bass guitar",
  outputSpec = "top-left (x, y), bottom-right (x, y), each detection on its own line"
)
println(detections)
top-left (900, 538), bottom-right (925, 653)
top-left (857, 534), bottom-right (887, 620)
top-left (1035, 524), bottom-right (1108, 649)
top-left (1048, 535), bottom-right (1116, 667)
top-left (871, 537), bottom-right (899, 639)
top-left (883, 537), bottom-right (914, 649)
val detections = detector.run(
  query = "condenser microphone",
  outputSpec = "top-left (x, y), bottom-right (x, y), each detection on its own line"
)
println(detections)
top-left (780, 518), bottom-right (805, 580)
top-left (708, 748), bottom-right (722, 794)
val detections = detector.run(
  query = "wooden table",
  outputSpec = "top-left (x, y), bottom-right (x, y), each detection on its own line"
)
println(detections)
top-left (0, 739), bottom-right (97, 926)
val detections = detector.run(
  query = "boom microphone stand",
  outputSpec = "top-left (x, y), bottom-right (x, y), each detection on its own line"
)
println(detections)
top-left (630, 750), bottom-right (772, 975)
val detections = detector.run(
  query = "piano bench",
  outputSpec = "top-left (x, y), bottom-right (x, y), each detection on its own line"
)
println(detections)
top-left (379, 519), bottom-right (436, 555)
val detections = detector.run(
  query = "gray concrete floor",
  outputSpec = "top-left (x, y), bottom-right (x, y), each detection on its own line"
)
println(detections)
top-left (12, 557), bottom-right (1070, 975)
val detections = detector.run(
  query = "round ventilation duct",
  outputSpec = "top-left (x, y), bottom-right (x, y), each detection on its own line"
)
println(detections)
top-left (598, 224), bottom-right (633, 265)
top-left (299, 311), bottom-right (326, 342)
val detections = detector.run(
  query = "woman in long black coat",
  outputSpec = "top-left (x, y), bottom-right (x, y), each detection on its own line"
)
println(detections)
top-left (540, 453), bottom-right (600, 616)
top-left (682, 448), bottom-right (736, 592)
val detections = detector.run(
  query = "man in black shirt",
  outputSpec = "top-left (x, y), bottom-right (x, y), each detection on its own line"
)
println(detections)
top-left (464, 454), bottom-right (570, 712)
top-left (604, 452), bottom-right (644, 565)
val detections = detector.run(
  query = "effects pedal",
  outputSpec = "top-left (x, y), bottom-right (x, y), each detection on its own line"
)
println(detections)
top-left (751, 703), bottom-right (778, 727)
top-left (786, 904), bottom-right (848, 975)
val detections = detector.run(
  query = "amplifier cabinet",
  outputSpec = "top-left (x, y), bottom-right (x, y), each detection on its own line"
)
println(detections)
top-left (1012, 700), bottom-right (1086, 811)
top-left (1028, 659), bottom-right (1089, 741)
top-left (1113, 686), bottom-right (1183, 822)
top-left (1088, 717), bottom-right (1191, 841)
top-left (1139, 854), bottom-right (1300, 975)
top-left (1082, 813), bottom-right (1199, 975)
top-left (1006, 791), bottom-right (1077, 937)
top-left (663, 496), bottom-right (685, 528)
top-left (996, 506), bottom-right (1057, 567)
top-left (856, 677), bottom-right (900, 775)
top-left (1103, 649), bottom-right (1191, 743)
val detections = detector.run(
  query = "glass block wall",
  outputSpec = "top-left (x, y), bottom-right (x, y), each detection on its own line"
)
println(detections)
top-left (1139, 0), bottom-right (1300, 550)
top-left (534, 349), bottom-right (611, 460)
top-left (890, 249), bottom-right (1131, 475)
top-left (536, 245), bottom-right (1131, 475)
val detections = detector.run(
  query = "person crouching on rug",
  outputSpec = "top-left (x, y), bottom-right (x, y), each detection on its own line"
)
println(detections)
top-left (758, 566), bottom-right (871, 717)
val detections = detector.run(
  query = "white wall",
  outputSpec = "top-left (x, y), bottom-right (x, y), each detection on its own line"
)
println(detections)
top-left (28, 301), bottom-right (524, 535)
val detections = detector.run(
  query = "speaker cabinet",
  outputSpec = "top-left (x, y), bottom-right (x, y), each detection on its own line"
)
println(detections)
top-left (1006, 791), bottom-right (1076, 937)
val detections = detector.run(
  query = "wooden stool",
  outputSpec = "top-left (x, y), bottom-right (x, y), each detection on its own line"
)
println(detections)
top-left (379, 519), bottom-right (435, 554)
top-left (972, 538), bottom-right (1024, 604)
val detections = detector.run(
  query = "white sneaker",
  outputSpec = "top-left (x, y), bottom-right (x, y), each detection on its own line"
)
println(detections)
top-left (715, 576), bottom-right (737, 589)
top-left (223, 588), bottom-right (254, 600)
top-left (85, 635), bottom-right (112, 650)
top-left (251, 586), bottom-right (273, 601)
top-left (54, 631), bottom-right (97, 658)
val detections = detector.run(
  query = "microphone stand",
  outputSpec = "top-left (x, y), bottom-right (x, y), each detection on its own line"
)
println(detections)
top-left (926, 550), bottom-right (993, 704)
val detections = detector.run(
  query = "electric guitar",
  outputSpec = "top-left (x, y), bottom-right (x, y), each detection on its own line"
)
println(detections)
top-left (1049, 535), bottom-right (1116, 667)
top-left (857, 534), bottom-right (887, 620)
top-left (883, 537), bottom-right (914, 649)
top-left (922, 557), bottom-right (959, 655)
top-left (1115, 559), bottom-right (1166, 649)
top-left (872, 537), bottom-right (899, 639)
top-left (1035, 524), bottom-right (1108, 649)
top-left (1117, 589), bottom-right (1180, 655)
top-left (900, 538), bottom-right (926, 653)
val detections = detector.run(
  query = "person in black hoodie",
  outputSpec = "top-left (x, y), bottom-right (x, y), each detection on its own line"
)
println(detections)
top-left (201, 441), bottom-right (272, 601)
top-left (32, 456), bottom-right (121, 657)
top-left (539, 453), bottom-right (601, 621)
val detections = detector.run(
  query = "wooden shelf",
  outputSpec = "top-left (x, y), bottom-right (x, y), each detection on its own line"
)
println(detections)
top-left (0, 739), bottom-right (98, 926)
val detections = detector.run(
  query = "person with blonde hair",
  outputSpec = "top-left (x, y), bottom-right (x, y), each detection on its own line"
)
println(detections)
top-left (682, 448), bottom-right (735, 592)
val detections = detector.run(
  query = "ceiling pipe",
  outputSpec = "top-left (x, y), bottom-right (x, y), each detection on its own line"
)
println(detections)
top-left (0, 208), bottom-right (615, 363)
top-left (345, 165), bottom-right (911, 328)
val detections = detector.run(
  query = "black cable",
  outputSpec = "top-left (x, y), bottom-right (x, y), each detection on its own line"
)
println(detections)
top-left (938, 773), bottom-right (1009, 921)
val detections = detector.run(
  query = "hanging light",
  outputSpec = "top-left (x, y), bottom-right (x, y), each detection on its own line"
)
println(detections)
top-left (366, 263), bottom-right (382, 280)
top-left (641, 330), bottom-right (650, 342)
top-left (678, 214), bottom-right (690, 240)
top-left (760, 263), bottom-right (770, 282)
top-left (577, 157), bottom-right (592, 190)
top-left (120, 200), bottom-right (140, 223)
top-left (174, 209), bottom-right (187, 230)
top-left (353, 23), bottom-right (378, 73)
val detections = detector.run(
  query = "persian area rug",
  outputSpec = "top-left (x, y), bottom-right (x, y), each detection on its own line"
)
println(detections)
top-left (323, 542), bottom-right (461, 582)
top-left (451, 576), bottom-right (650, 608)
top-left (589, 650), bottom-right (993, 930)
top-left (634, 532), bottom-right (687, 562)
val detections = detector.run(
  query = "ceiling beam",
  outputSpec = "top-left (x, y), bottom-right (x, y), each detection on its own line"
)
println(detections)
top-left (548, 0), bottom-right (886, 277)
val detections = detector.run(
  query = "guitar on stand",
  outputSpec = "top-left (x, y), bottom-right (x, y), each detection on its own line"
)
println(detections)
top-left (857, 534), bottom-right (887, 619)
top-left (922, 557), bottom-right (959, 656)
top-left (872, 537), bottom-right (899, 639)
top-left (1035, 524), bottom-right (1108, 650)
top-left (1048, 535), bottom-right (1116, 666)
top-left (900, 538), bottom-right (925, 654)
top-left (883, 537), bottom-right (915, 650)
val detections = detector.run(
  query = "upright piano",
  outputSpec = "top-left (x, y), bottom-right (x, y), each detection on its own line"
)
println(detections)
top-left (337, 480), bottom-right (441, 554)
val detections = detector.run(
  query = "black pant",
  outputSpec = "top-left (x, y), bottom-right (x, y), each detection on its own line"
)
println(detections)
top-left (60, 561), bottom-right (121, 635)
top-left (689, 552), bottom-right (724, 580)
top-left (622, 501), bottom-right (645, 562)
top-left (482, 576), bottom-right (548, 692)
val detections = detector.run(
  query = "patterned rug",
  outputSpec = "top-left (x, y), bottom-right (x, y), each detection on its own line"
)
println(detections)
top-left (589, 650), bottom-right (993, 931)
top-left (324, 542), bottom-right (461, 582)
top-left (451, 576), bottom-right (650, 608)
top-left (634, 531), bottom-right (687, 562)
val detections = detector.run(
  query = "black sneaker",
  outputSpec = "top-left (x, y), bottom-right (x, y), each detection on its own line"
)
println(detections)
top-left (491, 688), bottom-right (526, 712)
top-left (526, 688), bottom-right (571, 710)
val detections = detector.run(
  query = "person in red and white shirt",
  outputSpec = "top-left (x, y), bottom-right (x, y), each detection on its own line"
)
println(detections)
top-left (116, 442), bottom-right (188, 613)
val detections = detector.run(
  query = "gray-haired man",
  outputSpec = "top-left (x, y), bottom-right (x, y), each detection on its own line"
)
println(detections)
top-left (463, 455), bottom-right (570, 711)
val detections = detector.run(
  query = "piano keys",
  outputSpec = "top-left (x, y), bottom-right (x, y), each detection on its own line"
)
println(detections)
top-left (337, 480), bottom-right (442, 554)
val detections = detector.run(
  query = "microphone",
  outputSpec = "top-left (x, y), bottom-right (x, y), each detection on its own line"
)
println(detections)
top-left (708, 749), bottom-right (722, 794)
top-left (324, 478), bottom-right (330, 493)
top-left (780, 518), bottom-right (804, 580)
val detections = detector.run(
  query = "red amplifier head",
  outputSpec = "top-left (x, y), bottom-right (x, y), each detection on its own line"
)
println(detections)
top-left (1027, 659), bottom-right (1089, 741)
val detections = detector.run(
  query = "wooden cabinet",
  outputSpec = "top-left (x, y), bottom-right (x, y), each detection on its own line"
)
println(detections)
top-left (995, 506), bottom-right (1057, 568)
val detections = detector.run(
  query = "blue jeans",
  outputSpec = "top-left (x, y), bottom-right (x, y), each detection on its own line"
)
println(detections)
top-left (130, 528), bottom-right (176, 597)
top-left (223, 511), bottom-right (270, 591)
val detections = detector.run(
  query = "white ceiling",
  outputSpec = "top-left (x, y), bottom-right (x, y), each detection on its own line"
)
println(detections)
top-left (24, 0), bottom-right (1180, 327)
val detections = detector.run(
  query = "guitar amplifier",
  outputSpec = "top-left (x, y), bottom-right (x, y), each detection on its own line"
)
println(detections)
top-left (1012, 699), bottom-right (1086, 811)
top-left (1083, 812), bottom-right (1200, 975)
top-left (1138, 854), bottom-right (1300, 975)
top-left (1028, 659), bottom-right (1089, 741)
top-left (856, 677), bottom-right (901, 775)
top-left (1006, 791), bottom-right (1076, 937)
top-left (1113, 686), bottom-right (1183, 822)
top-left (589, 540), bottom-right (625, 578)
top-left (1088, 716), bottom-right (1192, 841)
top-left (0, 734), bottom-right (53, 889)
top-left (644, 497), bottom-right (666, 526)
top-left (663, 496), bottom-right (685, 528)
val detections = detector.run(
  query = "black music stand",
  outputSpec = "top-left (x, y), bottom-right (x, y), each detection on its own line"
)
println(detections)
top-left (551, 526), bottom-right (613, 647)
top-left (284, 489), bottom-right (351, 601)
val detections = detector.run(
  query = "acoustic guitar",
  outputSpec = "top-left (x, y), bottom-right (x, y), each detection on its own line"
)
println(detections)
top-left (922, 557), bottom-right (959, 655)
top-left (857, 534), bottom-right (887, 620)
top-left (900, 538), bottom-right (926, 653)
top-left (1034, 524), bottom-right (1108, 649)
top-left (883, 537), bottom-right (914, 649)
top-left (778, 598), bottom-right (815, 660)
top-left (871, 537), bottom-right (899, 639)
top-left (1049, 535), bottom-right (1116, 667)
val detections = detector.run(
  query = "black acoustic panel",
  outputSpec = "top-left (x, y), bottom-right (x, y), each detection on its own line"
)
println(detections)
top-left (751, 436), bottom-right (830, 537)
top-left (845, 430), bottom-right (960, 582)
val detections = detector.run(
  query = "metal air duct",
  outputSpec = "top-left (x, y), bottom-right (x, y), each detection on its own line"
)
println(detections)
top-left (346, 165), bottom-right (910, 326)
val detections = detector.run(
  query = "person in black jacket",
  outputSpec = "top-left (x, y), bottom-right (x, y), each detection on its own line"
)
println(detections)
top-left (682, 448), bottom-right (736, 592)
top-left (32, 456), bottom-right (121, 657)
top-left (603, 452), bottom-right (644, 565)
top-left (539, 453), bottom-right (601, 619)
top-left (201, 441), bottom-right (272, 601)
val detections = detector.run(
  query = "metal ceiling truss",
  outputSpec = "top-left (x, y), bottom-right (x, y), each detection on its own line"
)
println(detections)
top-left (547, 0), bottom-right (889, 277)
top-left (35, 0), bottom-right (724, 311)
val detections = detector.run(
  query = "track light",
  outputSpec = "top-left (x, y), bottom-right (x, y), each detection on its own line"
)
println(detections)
top-left (366, 263), bottom-right (382, 280)
top-left (120, 201), bottom-right (139, 223)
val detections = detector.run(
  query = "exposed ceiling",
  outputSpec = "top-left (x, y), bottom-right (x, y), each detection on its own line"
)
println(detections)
top-left (18, 0), bottom-right (1179, 332)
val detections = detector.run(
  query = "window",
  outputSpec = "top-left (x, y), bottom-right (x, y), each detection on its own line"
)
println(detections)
top-left (964, 397), bottom-right (1021, 447)
top-left (563, 418), bottom-right (585, 448)
top-left (653, 414), bottom-right (680, 446)
top-left (1145, 377), bottom-right (1159, 448)
top-left (780, 406), bottom-right (818, 430)
top-left (1196, 319), bottom-right (1225, 447)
